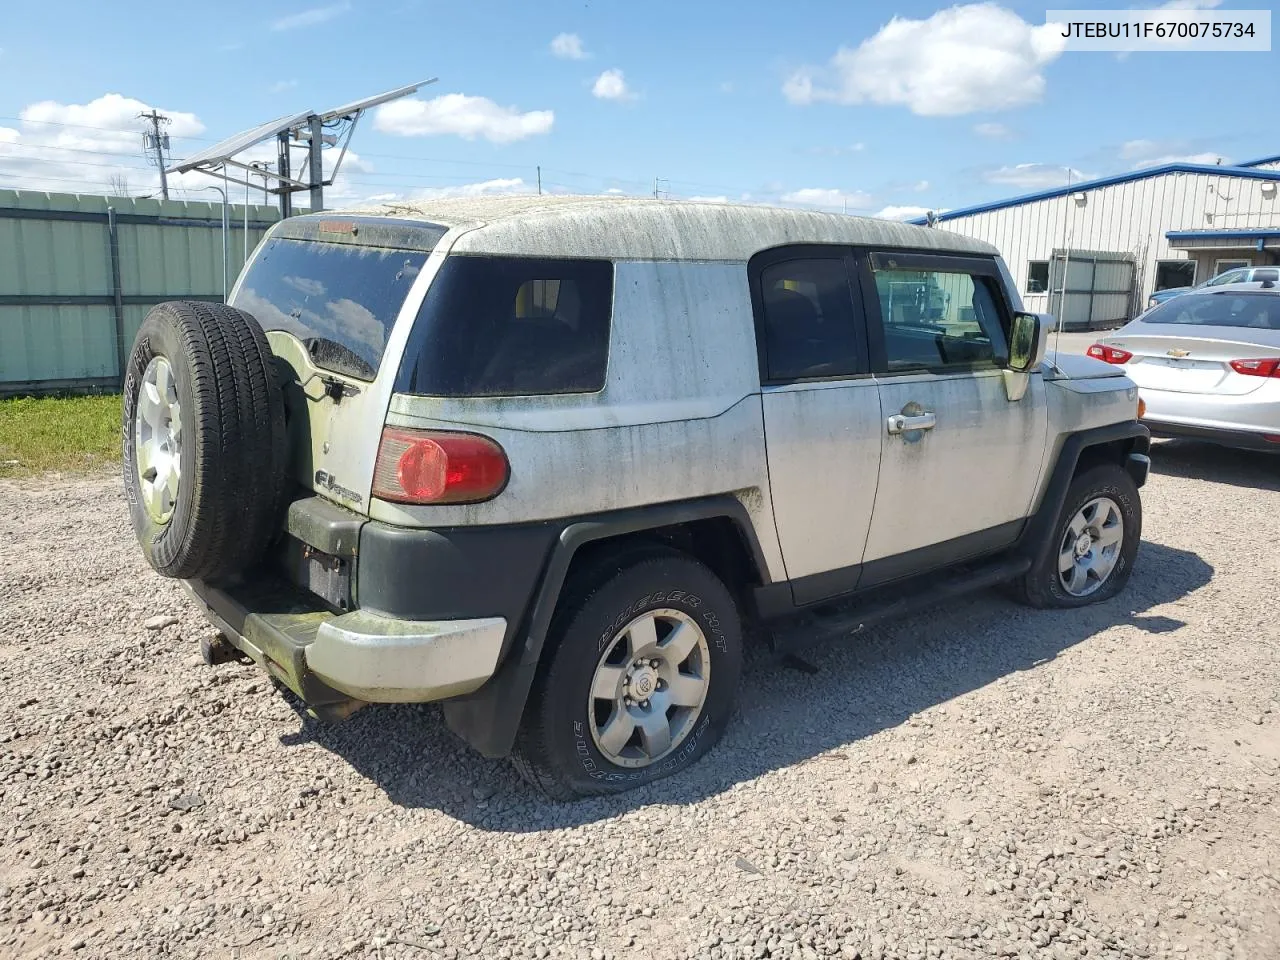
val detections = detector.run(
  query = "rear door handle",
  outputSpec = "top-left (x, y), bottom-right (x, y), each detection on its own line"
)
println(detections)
top-left (886, 412), bottom-right (937, 435)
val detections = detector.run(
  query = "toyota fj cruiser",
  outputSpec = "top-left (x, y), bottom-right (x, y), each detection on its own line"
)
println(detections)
top-left (122, 196), bottom-right (1150, 798)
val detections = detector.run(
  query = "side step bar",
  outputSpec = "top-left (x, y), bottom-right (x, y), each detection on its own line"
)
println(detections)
top-left (770, 554), bottom-right (1032, 652)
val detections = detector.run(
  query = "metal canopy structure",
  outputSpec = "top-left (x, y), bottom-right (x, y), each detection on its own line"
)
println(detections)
top-left (169, 80), bottom-right (435, 217)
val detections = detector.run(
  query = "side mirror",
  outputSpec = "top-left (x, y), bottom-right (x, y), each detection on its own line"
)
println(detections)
top-left (1003, 312), bottom-right (1049, 402)
top-left (1007, 311), bottom-right (1047, 373)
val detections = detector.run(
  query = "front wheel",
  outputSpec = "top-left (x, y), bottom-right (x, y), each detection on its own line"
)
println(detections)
top-left (1012, 463), bottom-right (1142, 608)
top-left (512, 547), bottom-right (744, 799)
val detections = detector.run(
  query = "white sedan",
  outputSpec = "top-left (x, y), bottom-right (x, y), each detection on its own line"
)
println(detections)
top-left (1090, 282), bottom-right (1280, 452)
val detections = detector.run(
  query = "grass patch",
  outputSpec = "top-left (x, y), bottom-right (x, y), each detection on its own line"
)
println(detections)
top-left (0, 394), bottom-right (123, 478)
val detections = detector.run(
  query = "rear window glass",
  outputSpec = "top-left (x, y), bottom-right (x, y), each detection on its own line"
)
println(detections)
top-left (1145, 292), bottom-right (1280, 330)
top-left (234, 238), bottom-right (428, 381)
top-left (395, 256), bottom-right (613, 397)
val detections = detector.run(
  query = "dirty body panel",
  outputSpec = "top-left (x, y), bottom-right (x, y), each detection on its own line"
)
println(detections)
top-left (187, 197), bottom-right (1147, 760)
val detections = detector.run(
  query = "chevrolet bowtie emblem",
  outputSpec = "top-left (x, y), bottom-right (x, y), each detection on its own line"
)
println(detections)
top-left (1166, 348), bottom-right (1190, 357)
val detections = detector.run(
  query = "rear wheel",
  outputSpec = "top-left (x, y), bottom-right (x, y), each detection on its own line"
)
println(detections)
top-left (512, 547), bottom-right (743, 799)
top-left (1011, 464), bottom-right (1141, 608)
top-left (122, 300), bottom-right (288, 581)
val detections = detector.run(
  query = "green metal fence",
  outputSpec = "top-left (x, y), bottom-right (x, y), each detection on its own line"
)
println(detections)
top-left (0, 189), bottom-right (281, 396)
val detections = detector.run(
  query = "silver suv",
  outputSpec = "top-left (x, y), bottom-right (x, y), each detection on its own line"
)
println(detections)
top-left (121, 197), bottom-right (1151, 798)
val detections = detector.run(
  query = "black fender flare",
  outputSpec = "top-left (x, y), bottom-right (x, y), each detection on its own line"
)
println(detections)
top-left (441, 495), bottom-right (771, 758)
top-left (1015, 420), bottom-right (1151, 564)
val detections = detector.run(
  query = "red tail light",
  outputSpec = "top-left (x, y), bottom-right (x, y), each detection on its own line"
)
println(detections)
top-left (371, 428), bottom-right (509, 505)
top-left (1228, 358), bottom-right (1280, 378)
top-left (1087, 344), bottom-right (1132, 364)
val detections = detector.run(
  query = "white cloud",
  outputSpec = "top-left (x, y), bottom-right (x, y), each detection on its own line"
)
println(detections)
top-left (550, 33), bottom-right (589, 59)
top-left (1155, 0), bottom-right (1222, 9)
top-left (269, 79), bottom-right (298, 94)
top-left (783, 3), bottom-right (1067, 116)
top-left (973, 122), bottom-right (1014, 139)
top-left (411, 178), bottom-right (531, 200)
top-left (983, 163), bottom-right (1090, 188)
top-left (1136, 152), bottom-right (1226, 168)
top-left (592, 69), bottom-right (635, 101)
top-left (913, 180), bottom-right (929, 192)
top-left (0, 91), bottom-right (383, 207)
top-left (808, 143), bottom-right (866, 157)
top-left (1120, 138), bottom-right (1226, 168)
top-left (0, 94), bottom-right (206, 196)
top-left (872, 205), bottom-right (932, 221)
top-left (271, 2), bottom-right (350, 31)
top-left (374, 94), bottom-right (554, 143)
top-left (1120, 139), bottom-right (1158, 160)
top-left (780, 187), bottom-right (873, 211)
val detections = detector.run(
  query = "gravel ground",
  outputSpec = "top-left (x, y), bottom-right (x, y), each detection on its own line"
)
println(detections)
top-left (2, 441), bottom-right (1278, 960)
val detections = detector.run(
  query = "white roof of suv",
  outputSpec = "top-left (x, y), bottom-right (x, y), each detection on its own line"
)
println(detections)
top-left (340, 195), bottom-right (998, 263)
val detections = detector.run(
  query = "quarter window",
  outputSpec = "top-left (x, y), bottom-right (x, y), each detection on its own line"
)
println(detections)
top-left (396, 256), bottom-right (613, 397)
top-left (757, 258), bottom-right (863, 381)
top-left (871, 268), bottom-right (1008, 372)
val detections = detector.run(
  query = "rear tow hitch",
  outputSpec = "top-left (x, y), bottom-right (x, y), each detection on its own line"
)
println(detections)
top-left (200, 632), bottom-right (247, 666)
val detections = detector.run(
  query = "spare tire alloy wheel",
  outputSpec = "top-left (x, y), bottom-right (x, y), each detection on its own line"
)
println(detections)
top-left (588, 609), bottom-right (711, 767)
top-left (134, 356), bottom-right (182, 524)
top-left (122, 300), bottom-right (289, 582)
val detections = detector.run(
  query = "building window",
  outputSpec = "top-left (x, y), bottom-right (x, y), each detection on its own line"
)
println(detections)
top-left (1026, 261), bottom-right (1049, 294)
top-left (1154, 260), bottom-right (1196, 292)
top-left (1214, 259), bottom-right (1250, 276)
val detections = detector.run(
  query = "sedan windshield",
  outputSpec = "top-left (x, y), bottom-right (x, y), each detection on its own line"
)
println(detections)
top-left (1144, 292), bottom-right (1280, 330)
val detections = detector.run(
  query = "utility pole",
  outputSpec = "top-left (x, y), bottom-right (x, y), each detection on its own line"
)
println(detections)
top-left (308, 115), bottom-right (325, 212)
top-left (537, 166), bottom-right (542, 195)
top-left (139, 110), bottom-right (171, 200)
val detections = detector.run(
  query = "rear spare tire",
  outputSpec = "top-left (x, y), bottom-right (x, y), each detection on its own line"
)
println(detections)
top-left (122, 300), bottom-right (288, 581)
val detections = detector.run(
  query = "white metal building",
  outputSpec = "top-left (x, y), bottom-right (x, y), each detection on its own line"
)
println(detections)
top-left (914, 154), bottom-right (1280, 329)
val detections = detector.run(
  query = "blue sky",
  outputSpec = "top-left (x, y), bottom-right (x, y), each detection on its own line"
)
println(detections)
top-left (0, 0), bottom-right (1275, 217)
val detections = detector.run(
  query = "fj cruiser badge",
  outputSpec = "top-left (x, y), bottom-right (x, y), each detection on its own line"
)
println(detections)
top-left (314, 470), bottom-right (363, 505)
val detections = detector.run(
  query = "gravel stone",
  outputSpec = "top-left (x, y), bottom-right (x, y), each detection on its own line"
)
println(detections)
top-left (2, 441), bottom-right (1279, 959)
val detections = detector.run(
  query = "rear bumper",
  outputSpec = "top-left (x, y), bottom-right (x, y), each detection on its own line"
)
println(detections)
top-left (1137, 382), bottom-right (1280, 438)
top-left (1143, 419), bottom-right (1280, 451)
top-left (181, 577), bottom-right (506, 708)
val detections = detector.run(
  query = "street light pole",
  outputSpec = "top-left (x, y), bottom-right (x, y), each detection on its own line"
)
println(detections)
top-left (199, 181), bottom-right (229, 301)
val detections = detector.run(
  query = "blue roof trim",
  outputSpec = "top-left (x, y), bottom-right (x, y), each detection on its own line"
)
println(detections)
top-left (908, 162), bottom-right (1280, 225)
top-left (1166, 229), bottom-right (1280, 241)
top-left (1238, 154), bottom-right (1280, 168)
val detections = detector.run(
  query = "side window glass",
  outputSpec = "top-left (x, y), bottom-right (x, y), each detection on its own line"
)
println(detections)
top-left (872, 268), bottom-right (1008, 372)
top-left (758, 259), bottom-right (862, 381)
top-left (398, 256), bottom-right (613, 397)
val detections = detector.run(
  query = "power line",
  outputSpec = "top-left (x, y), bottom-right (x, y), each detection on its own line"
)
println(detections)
top-left (0, 114), bottom-right (213, 141)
